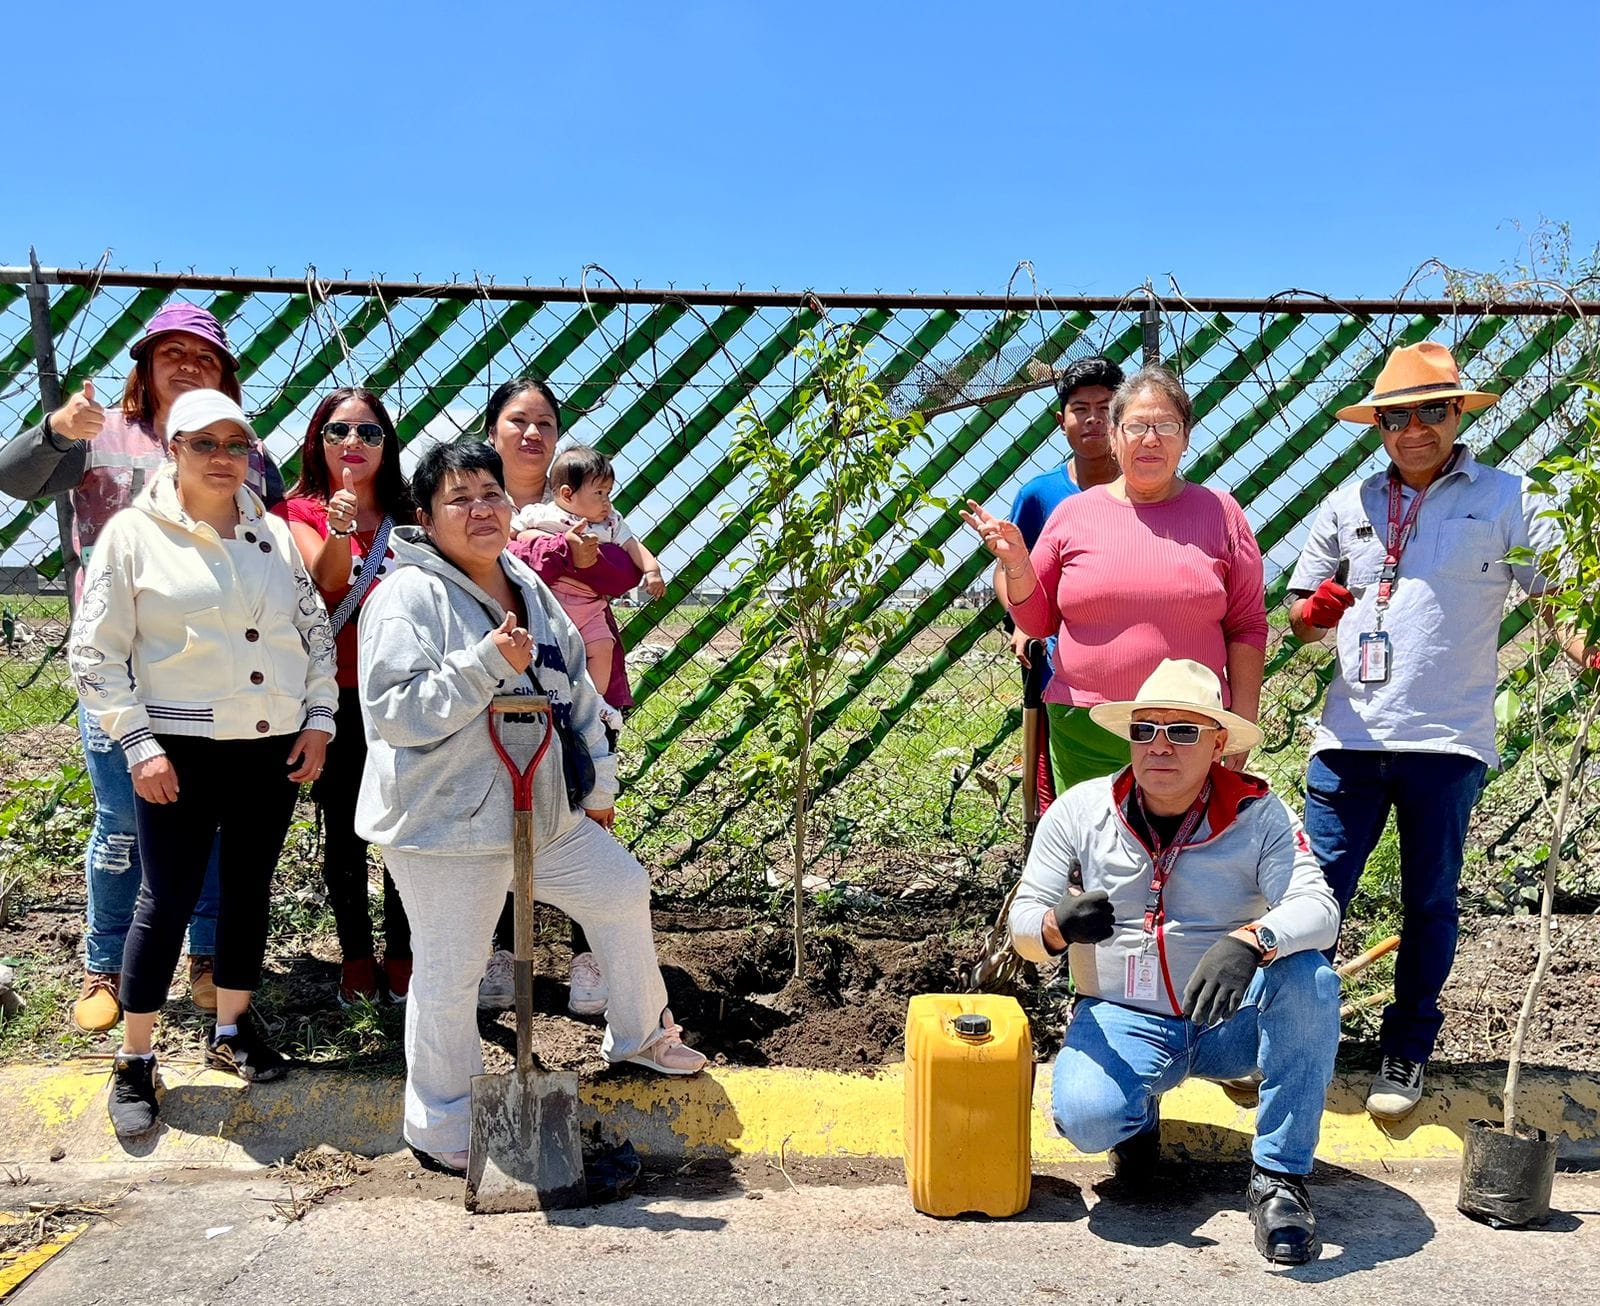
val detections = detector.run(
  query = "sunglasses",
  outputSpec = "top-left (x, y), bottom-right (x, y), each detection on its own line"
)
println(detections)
top-left (1127, 721), bottom-right (1219, 745)
top-left (1375, 401), bottom-right (1455, 433)
top-left (321, 421), bottom-right (386, 447)
top-left (176, 435), bottom-right (254, 459)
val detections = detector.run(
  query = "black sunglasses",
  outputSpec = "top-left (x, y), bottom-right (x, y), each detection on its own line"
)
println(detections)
top-left (1127, 721), bottom-right (1218, 746)
top-left (175, 434), bottom-right (254, 459)
top-left (1376, 401), bottom-right (1456, 434)
top-left (321, 421), bottom-right (386, 447)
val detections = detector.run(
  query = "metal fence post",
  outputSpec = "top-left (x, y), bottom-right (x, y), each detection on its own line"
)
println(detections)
top-left (25, 248), bottom-right (77, 618)
top-left (1141, 290), bottom-right (1161, 366)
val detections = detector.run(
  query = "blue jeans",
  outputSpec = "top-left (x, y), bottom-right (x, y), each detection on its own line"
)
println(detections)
top-left (1303, 749), bottom-right (1487, 1063)
top-left (79, 707), bottom-right (219, 973)
top-left (1051, 950), bottom-right (1341, 1174)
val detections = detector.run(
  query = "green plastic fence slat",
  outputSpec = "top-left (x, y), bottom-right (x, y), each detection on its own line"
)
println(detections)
top-left (391, 300), bottom-right (548, 445)
top-left (249, 298), bottom-right (393, 441)
top-left (1188, 314), bottom-right (1301, 426)
top-left (1165, 313), bottom-right (1232, 375)
top-left (0, 286), bottom-right (88, 406)
top-left (1187, 315), bottom-right (1372, 487)
top-left (595, 306), bottom-right (756, 463)
top-left (565, 301), bottom-right (691, 416)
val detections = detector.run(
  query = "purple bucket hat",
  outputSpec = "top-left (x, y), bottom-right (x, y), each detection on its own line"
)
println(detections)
top-left (129, 304), bottom-right (237, 369)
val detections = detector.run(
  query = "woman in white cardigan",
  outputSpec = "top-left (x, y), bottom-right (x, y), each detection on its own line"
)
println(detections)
top-left (69, 389), bottom-right (337, 1141)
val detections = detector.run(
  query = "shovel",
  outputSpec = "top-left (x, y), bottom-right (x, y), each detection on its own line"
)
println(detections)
top-left (465, 694), bottom-right (586, 1213)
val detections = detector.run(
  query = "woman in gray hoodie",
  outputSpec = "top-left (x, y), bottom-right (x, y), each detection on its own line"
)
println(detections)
top-left (355, 441), bottom-right (704, 1174)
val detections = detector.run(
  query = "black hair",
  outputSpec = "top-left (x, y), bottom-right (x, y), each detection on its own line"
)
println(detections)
top-left (548, 445), bottom-right (614, 495)
top-left (483, 376), bottom-right (563, 440)
top-left (1055, 356), bottom-right (1126, 409)
top-left (1111, 365), bottom-right (1194, 433)
top-left (412, 441), bottom-right (505, 516)
top-left (287, 387), bottom-right (417, 524)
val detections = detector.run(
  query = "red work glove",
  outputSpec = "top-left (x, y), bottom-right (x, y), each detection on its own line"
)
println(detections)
top-left (1302, 578), bottom-right (1355, 629)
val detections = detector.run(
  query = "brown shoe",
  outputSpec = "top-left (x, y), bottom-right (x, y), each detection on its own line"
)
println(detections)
top-left (72, 971), bottom-right (122, 1033)
top-left (188, 956), bottom-right (218, 1013)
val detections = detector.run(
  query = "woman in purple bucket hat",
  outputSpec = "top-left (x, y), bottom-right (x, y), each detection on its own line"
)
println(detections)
top-left (0, 302), bottom-right (284, 1034)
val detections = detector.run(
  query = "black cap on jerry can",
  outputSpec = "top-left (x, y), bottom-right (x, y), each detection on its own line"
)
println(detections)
top-left (952, 1013), bottom-right (992, 1038)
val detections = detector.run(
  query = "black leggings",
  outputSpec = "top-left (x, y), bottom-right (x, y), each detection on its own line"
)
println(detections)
top-left (121, 734), bottom-right (300, 1014)
top-left (314, 688), bottom-right (410, 963)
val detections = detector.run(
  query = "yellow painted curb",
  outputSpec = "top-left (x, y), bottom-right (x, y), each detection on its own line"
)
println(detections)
top-left (0, 1213), bottom-right (88, 1299)
top-left (0, 1060), bottom-right (1594, 1169)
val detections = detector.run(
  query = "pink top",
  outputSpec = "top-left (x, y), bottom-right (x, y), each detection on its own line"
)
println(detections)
top-left (1010, 482), bottom-right (1268, 708)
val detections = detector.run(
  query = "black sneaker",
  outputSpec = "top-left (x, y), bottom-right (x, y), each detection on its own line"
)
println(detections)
top-left (206, 1009), bottom-right (289, 1083)
top-left (1247, 1165), bottom-right (1322, 1265)
top-left (109, 1053), bottom-right (160, 1139)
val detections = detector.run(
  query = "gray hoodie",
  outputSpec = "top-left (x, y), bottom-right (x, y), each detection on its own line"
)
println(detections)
top-left (354, 527), bottom-right (618, 855)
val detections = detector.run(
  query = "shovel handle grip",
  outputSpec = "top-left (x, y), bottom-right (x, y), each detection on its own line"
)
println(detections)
top-left (486, 695), bottom-right (554, 812)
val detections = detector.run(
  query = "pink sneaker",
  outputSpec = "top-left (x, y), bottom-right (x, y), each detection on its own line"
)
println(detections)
top-left (622, 1010), bottom-right (707, 1076)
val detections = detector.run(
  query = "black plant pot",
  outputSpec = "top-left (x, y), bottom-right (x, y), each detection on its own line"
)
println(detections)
top-left (1457, 1118), bottom-right (1558, 1228)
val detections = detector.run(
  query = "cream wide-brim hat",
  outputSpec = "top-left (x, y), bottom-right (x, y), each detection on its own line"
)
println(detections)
top-left (1087, 658), bottom-right (1263, 756)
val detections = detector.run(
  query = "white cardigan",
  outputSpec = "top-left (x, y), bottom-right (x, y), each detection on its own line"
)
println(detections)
top-left (68, 464), bottom-right (338, 767)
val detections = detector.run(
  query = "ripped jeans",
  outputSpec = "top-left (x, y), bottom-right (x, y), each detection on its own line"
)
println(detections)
top-left (79, 706), bottom-right (219, 974)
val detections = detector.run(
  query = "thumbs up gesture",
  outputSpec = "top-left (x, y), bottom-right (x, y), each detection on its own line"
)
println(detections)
top-left (327, 466), bottom-right (359, 535)
top-left (50, 380), bottom-right (106, 443)
top-left (489, 610), bottom-right (534, 673)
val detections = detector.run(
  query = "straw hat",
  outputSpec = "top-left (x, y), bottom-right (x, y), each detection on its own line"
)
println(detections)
top-left (1088, 659), bottom-right (1262, 756)
top-left (1335, 341), bottom-right (1497, 426)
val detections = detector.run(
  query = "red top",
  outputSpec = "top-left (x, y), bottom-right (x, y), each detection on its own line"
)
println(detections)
top-left (1010, 482), bottom-right (1268, 708)
top-left (273, 497), bottom-right (397, 689)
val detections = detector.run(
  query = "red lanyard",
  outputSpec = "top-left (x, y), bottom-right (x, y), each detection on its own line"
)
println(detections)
top-left (1377, 475), bottom-right (1428, 610)
top-left (1135, 779), bottom-right (1211, 934)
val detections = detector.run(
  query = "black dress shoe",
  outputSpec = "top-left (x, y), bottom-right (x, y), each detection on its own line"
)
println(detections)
top-left (1109, 1108), bottom-right (1161, 1182)
top-left (1247, 1165), bottom-right (1322, 1265)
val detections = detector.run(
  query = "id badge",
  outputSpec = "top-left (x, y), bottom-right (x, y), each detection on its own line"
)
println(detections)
top-left (1125, 952), bottom-right (1160, 1002)
top-left (1358, 631), bottom-right (1391, 684)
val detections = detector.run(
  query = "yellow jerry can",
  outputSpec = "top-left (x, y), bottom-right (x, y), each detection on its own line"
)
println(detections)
top-left (903, 993), bottom-right (1032, 1217)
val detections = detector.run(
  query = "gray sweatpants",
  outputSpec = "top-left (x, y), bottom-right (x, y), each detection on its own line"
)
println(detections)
top-left (382, 818), bottom-right (670, 1153)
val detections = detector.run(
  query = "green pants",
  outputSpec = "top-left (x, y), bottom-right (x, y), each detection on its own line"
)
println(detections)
top-left (1046, 703), bottom-right (1131, 795)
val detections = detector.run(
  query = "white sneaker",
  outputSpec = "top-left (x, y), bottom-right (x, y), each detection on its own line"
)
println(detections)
top-left (1366, 1055), bottom-right (1425, 1120)
top-left (477, 949), bottom-right (515, 1010)
top-left (568, 951), bottom-right (609, 1016)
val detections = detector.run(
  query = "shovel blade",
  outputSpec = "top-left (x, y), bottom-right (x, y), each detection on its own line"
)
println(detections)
top-left (465, 1068), bottom-right (585, 1213)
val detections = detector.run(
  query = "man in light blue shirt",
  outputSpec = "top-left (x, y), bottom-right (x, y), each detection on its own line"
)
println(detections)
top-left (1286, 341), bottom-right (1576, 1121)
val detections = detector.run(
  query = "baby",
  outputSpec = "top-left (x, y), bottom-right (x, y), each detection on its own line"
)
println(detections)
top-left (512, 445), bottom-right (664, 706)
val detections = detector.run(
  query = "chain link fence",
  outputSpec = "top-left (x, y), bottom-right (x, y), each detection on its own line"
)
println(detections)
top-left (2, 265), bottom-right (1596, 903)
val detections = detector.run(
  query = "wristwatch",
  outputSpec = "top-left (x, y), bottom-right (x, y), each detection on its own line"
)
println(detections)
top-left (1240, 922), bottom-right (1279, 965)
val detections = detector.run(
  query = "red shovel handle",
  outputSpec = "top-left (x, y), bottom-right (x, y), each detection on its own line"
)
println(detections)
top-left (487, 694), bottom-right (554, 812)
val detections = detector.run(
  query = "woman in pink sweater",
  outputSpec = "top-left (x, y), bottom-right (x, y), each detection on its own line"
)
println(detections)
top-left (965, 366), bottom-right (1267, 791)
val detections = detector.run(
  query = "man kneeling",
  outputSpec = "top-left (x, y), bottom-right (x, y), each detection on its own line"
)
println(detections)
top-left (1009, 659), bottom-right (1341, 1265)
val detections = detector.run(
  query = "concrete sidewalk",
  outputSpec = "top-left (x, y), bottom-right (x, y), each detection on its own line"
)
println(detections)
top-left (2, 1058), bottom-right (1597, 1172)
top-left (4, 1156), bottom-right (1598, 1305)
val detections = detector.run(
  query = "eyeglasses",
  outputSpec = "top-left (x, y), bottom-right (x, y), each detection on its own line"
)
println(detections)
top-left (321, 421), bottom-right (386, 447)
top-left (1127, 721), bottom-right (1219, 745)
top-left (175, 435), bottom-right (254, 459)
top-left (1375, 401), bottom-right (1456, 433)
top-left (1120, 420), bottom-right (1185, 439)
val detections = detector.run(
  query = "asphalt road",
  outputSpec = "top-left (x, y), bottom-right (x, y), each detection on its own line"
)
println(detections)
top-left (9, 1156), bottom-right (1598, 1305)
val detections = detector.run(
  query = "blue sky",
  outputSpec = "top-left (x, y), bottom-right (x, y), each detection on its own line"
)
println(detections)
top-left (4, 1), bottom-right (1596, 297)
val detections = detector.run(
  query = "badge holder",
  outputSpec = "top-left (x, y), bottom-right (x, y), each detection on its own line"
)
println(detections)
top-left (1359, 630), bottom-right (1391, 684)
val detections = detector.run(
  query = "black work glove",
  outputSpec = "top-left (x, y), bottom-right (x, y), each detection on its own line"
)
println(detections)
top-left (1181, 935), bottom-right (1262, 1027)
top-left (1052, 889), bottom-right (1115, 946)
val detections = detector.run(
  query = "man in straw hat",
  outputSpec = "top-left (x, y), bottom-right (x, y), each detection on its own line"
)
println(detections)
top-left (1287, 340), bottom-right (1595, 1122)
top-left (1010, 658), bottom-right (1340, 1266)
